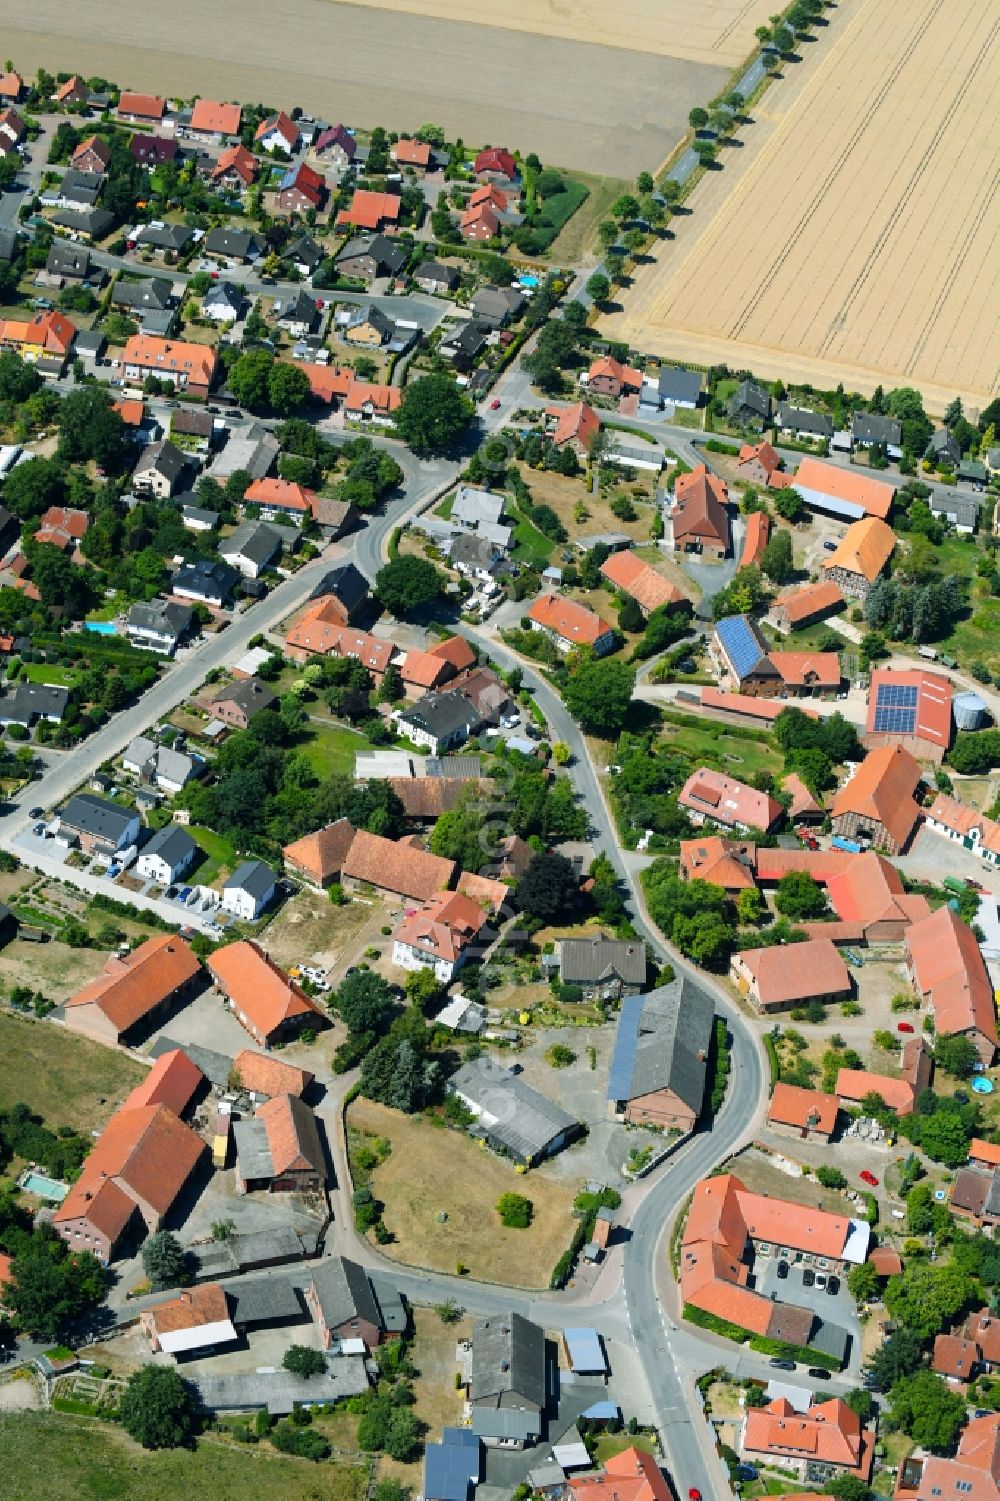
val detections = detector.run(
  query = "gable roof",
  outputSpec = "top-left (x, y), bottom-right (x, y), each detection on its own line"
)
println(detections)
top-left (866, 667), bottom-right (953, 750)
top-left (526, 593), bottom-right (612, 646)
top-left (906, 904), bottom-right (998, 1051)
top-left (393, 890), bottom-right (490, 964)
top-left (190, 99), bottom-right (241, 135)
top-left (212, 144), bottom-right (257, 184)
top-left (118, 92), bottom-right (166, 120)
top-left (794, 457), bottom-right (895, 519)
top-left (743, 1396), bottom-right (871, 1475)
top-left (835, 1068), bottom-right (915, 1114)
top-left (738, 939), bottom-right (850, 1006)
top-left (672, 466), bottom-right (730, 545)
top-left (343, 829), bottom-right (455, 901)
top-left (831, 744), bottom-right (922, 849)
top-left (428, 634), bottom-right (477, 671)
top-left (471, 1311), bottom-right (545, 1406)
top-left (600, 550), bottom-right (685, 612)
top-left (283, 818), bottom-right (356, 886)
top-left (123, 1048), bottom-right (204, 1115)
top-left (679, 768), bottom-right (782, 832)
top-left (607, 975), bottom-right (714, 1114)
top-left (548, 401), bottom-right (600, 451)
top-left (54, 1102), bottom-right (205, 1228)
top-left (233, 1051), bottom-right (313, 1099)
top-left (309, 1255), bottom-right (383, 1331)
top-left (739, 507), bottom-right (771, 567)
top-left (122, 334), bottom-right (217, 387)
top-left (767, 1082), bottom-right (839, 1135)
top-left (773, 579), bottom-right (845, 624)
top-left (394, 137), bottom-right (432, 167)
top-left (679, 836), bottom-right (757, 891)
top-left (66, 934), bottom-right (200, 1034)
top-left (338, 189), bottom-right (401, 230)
top-left (257, 1093), bottom-right (324, 1178)
top-left (315, 124), bottom-right (356, 157)
top-left (207, 940), bottom-right (325, 1038)
top-left (561, 934), bottom-right (647, 987)
top-left (255, 110), bottom-right (297, 148)
top-left (569, 1448), bottom-right (671, 1501)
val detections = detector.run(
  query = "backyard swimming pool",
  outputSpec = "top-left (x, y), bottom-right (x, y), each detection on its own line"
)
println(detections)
top-left (20, 1170), bottom-right (69, 1201)
top-left (84, 621), bottom-right (118, 636)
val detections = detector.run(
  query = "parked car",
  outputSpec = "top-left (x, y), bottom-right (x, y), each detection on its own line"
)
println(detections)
top-left (896, 1021), bottom-right (914, 1033)
top-left (860, 1170), bottom-right (880, 1187)
top-left (490, 398), bottom-right (502, 410)
top-left (777, 1260), bottom-right (789, 1279)
top-left (769, 1358), bottom-right (796, 1371)
top-left (815, 1273), bottom-right (828, 1291)
top-left (807, 1367), bottom-right (830, 1380)
top-left (826, 1275), bottom-right (840, 1295)
top-left (802, 1268), bottom-right (815, 1287)
top-left (822, 539), bottom-right (837, 551)
top-left (28, 806), bottom-right (43, 818)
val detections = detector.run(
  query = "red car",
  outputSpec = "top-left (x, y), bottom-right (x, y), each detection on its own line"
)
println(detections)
top-left (688, 1491), bottom-right (702, 1501)
top-left (860, 1170), bottom-right (879, 1187)
top-left (490, 398), bottom-right (502, 409)
top-left (897, 1021), bottom-right (914, 1033)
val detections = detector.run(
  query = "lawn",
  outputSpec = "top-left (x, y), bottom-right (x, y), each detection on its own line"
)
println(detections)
top-left (942, 591), bottom-right (1000, 675)
top-left (657, 709), bottom-right (785, 782)
top-left (543, 171), bottom-right (629, 265)
top-left (375, 1307), bottom-right (471, 1486)
top-left (299, 722), bottom-right (367, 780)
top-left (593, 1433), bottom-right (660, 1463)
top-left (0, 1010), bottom-right (145, 1132)
top-left (0, 1411), bottom-right (368, 1501)
top-left (19, 662), bottom-right (76, 687)
top-left (186, 824), bottom-right (238, 887)
top-left (347, 1097), bottom-right (579, 1287)
top-left (510, 504), bottom-right (557, 568)
top-left (666, 404), bottom-right (705, 430)
top-left (263, 886), bottom-right (384, 971)
top-left (515, 463), bottom-right (660, 551)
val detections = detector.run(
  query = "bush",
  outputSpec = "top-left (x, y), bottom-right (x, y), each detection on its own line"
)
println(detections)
top-left (496, 1192), bottom-right (533, 1229)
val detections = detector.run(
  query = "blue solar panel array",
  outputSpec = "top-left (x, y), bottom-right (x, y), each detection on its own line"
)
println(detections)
top-left (872, 680), bottom-right (918, 735)
top-left (716, 614), bottom-right (768, 679)
top-left (607, 993), bottom-right (644, 1102)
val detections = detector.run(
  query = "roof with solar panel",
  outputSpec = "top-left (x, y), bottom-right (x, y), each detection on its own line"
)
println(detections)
top-left (714, 615), bottom-right (779, 683)
top-left (865, 668), bottom-right (952, 751)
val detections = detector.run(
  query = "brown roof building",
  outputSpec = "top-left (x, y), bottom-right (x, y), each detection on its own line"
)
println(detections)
top-left (232, 1050), bottom-right (313, 1101)
top-left (830, 744), bottom-right (923, 855)
top-left (283, 818), bottom-right (357, 888)
top-left (122, 1049), bottom-right (204, 1116)
top-left (893, 1412), bottom-right (1000, 1501)
top-left (342, 829), bottom-right (456, 903)
top-left (141, 1283), bottom-right (237, 1355)
top-left (671, 466), bottom-right (730, 557)
top-left (600, 550), bottom-right (686, 615)
top-left (742, 1396), bottom-right (873, 1480)
top-left (906, 905), bottom-right (998, 1064)
top-left (207, 940), bottom-right (327, 1048)
top-left (768, 579), bottom-right (845, 635)
top-left (766, 1082), bottom-right (839, 1141)
top-left (731, 939), bottom-right (851, 1013)
top-left (526, 594), bottom-right (616, 655)
top-left (821, 517), bottom-right (896, 600)
top-left (836, 1068), bottom-right (916, 1116)
top-left (679, 835), bottom-right (756, 891)
top-left (235, 1093), bottom-right (325, 1193)
top-left (64, 935), bottom-right (201, 1047)
top-left (678, 768), bottom-right (783, 833)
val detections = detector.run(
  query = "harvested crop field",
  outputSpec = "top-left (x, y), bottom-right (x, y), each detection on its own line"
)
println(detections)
top-left (602, 0), bottom-right (1000, 412)
top-left (323, 0), bottom-right (778, 67)
top-left (5, 0), bottom-right (727, 176)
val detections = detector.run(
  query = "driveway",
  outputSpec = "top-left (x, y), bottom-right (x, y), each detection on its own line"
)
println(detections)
top-left (142, 985), bottom-right (251, 1060)
top-left (755, 1252), bottom-right (860, 1368)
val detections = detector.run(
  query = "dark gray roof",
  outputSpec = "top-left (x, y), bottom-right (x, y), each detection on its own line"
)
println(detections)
top-left (416, 259), bottom-right (459, 287)
top-left (0, 229), bottom-right (16, 262)
top-left (204, 280), bottom-right (245, 315)
top-left (226, 1274), bottom-right (304, 1327)
top-left (288, 233), bottom-right (323, 269)
top-left (470, 1311), bottom-right (545, 1408)
top-left (127, 599), bottom-right (194, 637)
top-left (232, 1116), bottom-right (274, 1178)
top-left (338, 234), bottom-right (407, 276)
top-left (0, 682), bottom-right (70, 724)
top-left (369, 1275), bottom-right (407, 1334)
top-left (225, 858), bottom-right (276, 900)
top-left (51, 208), bottom-right (115, 239)
top-left (345, 303), bottom-right (394, 339)
top-left (397, 689), bottom-right (482, 743)
top-left (171, 558), bottom-right (239, 599)
top-left (852, 412), bottom-right (902, 445)
top-left (135, 222), bottom-right (192, 251)
top-left (443, 320), bottom-right (488, 358)
top-left (136, 438), bottom-right (187, 482)
top-left (959, 460), bottom-right (988, 482)
top-left (190, 1357), bottom-right (369, 1414)
top-left (448, 1062), bottom-right (578, 1161)
top-left (471, 286), bottom-right (525, 324)
top-left (58, 169), bottom-right (102, 206)
top-left (73, 329), bottom-right (107, 357)
top-left (928, 428), bottom-right (960, 457)
top-left (151, 1035), bottom-right (232, 1087)
top-left (310, 561), bottom-right (368, 613)
top-left (219, 519), bottom-right (282, 569)
top-left (559, 934), bottom-right (645, 986)
top-left (46, 243), bottom-right (92, 278)
top-left (228, 1226), bottom-right (308, 1270)
top-left (730, 380), bottom-right (770, 419)
top-left (658, 366), bottom-right (703, 405)
top-left (113, 275), bottom-right (173, 310)
top-left (775, 401), bottom-right (833, 438)
top-left (928, 488), bottom-right (981, 527)
top-left (203, 226), bottom-right (258, 260)
top-left (212, 676), bottom-right (277, 717)
top-left (424, 1429), bottom-right (482, 1501)
top-left (59, 792), bottom-right (135, 842)
top-left (309, 1256), bottom-right (384, 1332)
top-left (141, 823), bottom-right (197, 865)
top-left (450, 533), bottom-right (499, 569)
top-left (276, 288), bottom-right (320, 326)
top-left (607, 974), bottom-right (715, 1113)
top-left (171, 407), bottom-right (214, 436)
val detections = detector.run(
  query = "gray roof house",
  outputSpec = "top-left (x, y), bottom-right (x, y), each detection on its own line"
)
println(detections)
top-left (929, 487), bottom-right (981, 533)
top-left (336, 233), bottom-right (408, 281)
top-left (851, 412), bottom-right (902, 450)
top-left (51, 169), bottom-right (102, 208)
top-left (222, 858), bottom-right (278, 920)
top-left (451, 486), bottom-right (506, 530)
top-left (136, 824), bottom-right (197, 884)
top-left (414, 260), bottom-right (460, 294)
top-left (927, 428), bottom-right (961, 466)
top-left (288, 233), bottom-right (324, 274)
top-left (51, 207), bottom-right (115, 241)
top-left (58, 793), bottom-right (140, 851)
top-left (424, 1428), bottom-right (482, 1501)
top-left (309, 561), bottom-right (369, 617)
top-left (656, 366), bottom-right (703, 408)
top-left (203, 226), bottom-right (261, 262)
top-left (728, 380), bottom-right (771, 428)
top-left (218, 519), bottom-right (283, 578)
top-left (775, 402), bottom-right (834, 440)
top-left (471, 285), bottom-right (526, 328)
top-left (208, 422), bottom-right (279, 482)
top-left (0, 682), bottom-right (69, 726)
top-left (170, 558), bottom-right (239, 605)
top-left (46, 243), bottom-right (97, 281)
top-left (275, 288), bottom-right (321, 335)
top-left (112, 275), bottom-right (173, 312)
top-left (607, 974), bottom-right (715, 1131)
top-left (122, 735), bottom-right (194, 791)
top-left (470, 1312), bottom-right (546, 1448)
top-left (447, 1062), bottom-right (579, 1166)
top-left (125, 599), bottom-right (194, 653)
top-left (557, 933), bottom-right (646, 999)
top-left (449, 532), bottom-right (501, 577)
top-left (395, 690), bottom-right (483, 756)
top-left (133, 438), bottom-right (188, 497)
top-left (203, 280), bottom-right (246, 321)
top-left (133, 222), bottom-right (193, 254)
top-left (306, 1256), bottom-right (387, 1349)
top-left (440, 320), bottom-right (488, 367)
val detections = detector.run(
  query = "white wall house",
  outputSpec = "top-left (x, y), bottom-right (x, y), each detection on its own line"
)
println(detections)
top-left (221, 860), bottom-right (277, 921)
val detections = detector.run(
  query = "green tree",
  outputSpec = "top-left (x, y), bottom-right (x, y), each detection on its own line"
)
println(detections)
top-left (336, 969), bottom-right (395, 1035)
top-left (816, 1166), bottom-right (847, 1189)
top-left (688, 107), bottom-right (709, 131)
top-left (888, 1370), bottom-right (967, 1451)
top-left (57, 386), bottom-right (128, 469)
top-left (934, 1034), bottom-right (980, 1079)
top-left (0, 350), bottom-right (42, 404)
top-left (774, 870), bottom-right (827, 920)
top-left (5, 1231), bottom-right (105, 1340)
top-left (429, 803), bottom-right (486, 871)
top-left (760, 527), bottom-right (794, 584)
top-left (141, 1231), bottom-right (187, 1291)
top-left (282, 1345), bottom-right (327, 1378)
top-left (562, 659), bottom-right (635, 737)
top-left (119, 1365), bottom-right (195, 1450)
top-left (227, 349), bottom-right (274, 411)
top-left (495, 1192), bottom-right (533, 1228)
top-left (867, 1327), bottom-right (924, 1390)
top-left (736, 886), bottom-right (765, 925)
top-left (2, 456), bottom-right (66, 520)
top-left (516, 852), bottom-right (580, 920)
top-left (375, 555), bottom-right (443, 616)
top-left (267, 360), bottom-right (310, 415)
top-left (884, 1261), bottom-right (977, 1340)
top-left (586, 272), bottom-right (610, 303)
top-left (396, 373), bottom-right (472, 455)
top-left (847, 1261), bottom-right (879, 1305)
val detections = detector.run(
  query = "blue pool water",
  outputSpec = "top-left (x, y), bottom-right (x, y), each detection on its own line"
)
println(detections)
top-left (20, 1170), bottom-right (69, 1201)
top-left (518, 274), bottom-right (540, 288)
top-left (85, 621), bottom-right (118, 635)
top-left (973, 1077), bottom-right (995, 1094)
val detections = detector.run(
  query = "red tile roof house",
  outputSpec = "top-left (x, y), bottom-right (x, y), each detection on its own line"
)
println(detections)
top-left (276, 161), bottom-right (326, 215)
top-left (244, 475), bottom-right (315, 524)
top-left (189, 98), bottom-right (242, 142)
top-left (836, 1067), bottom-right (917, 1116)
top-left (924, 791), bottom-right (1000, 868)
top-left (864, 667), bottom-right (953, 764)
top-left (932, 1332), bottom-right (980, 1388)
top-left (53, 1102), bottom-right (207, 1264)
top-left (736, 440), bottom-right (789, 488)
top-left (392, 137), bottom-right (432, 172)
top-left (906, 904), bottom-right (998, 1064)
top-left (893, 1411), bottom-right (1000, 1501)
top-left (754, 848), bottom-right (931, 943)
top-left (141, 1282), bottom-right (237, 1355)
top-left (545, 400), bottom-right (601, 458)
top-left (587, 356), bottom-right (643, 399)
top-left (474, 146), bottom-right (518, 182)
top-left (70, 135), bottom-right (111, 174)
top-left (63, 934), bottom-right (202, 1047)
top-left (600, 550), bottom-right (686, 615)
top-left (211, 144), bottom-right (259, 191)
top-left (671, 466), bottom-right (731, 556)
top-left (679, 835), bottom-right (757, 891)
top-left (336, 189), bottom-right (402, 233)
top-left (232, 1050), bottom-right (314, 1102)
top-left (123, 1048), bottom-right (205, 1116)
top-left (767, 579), bottom-right (845, 635)
top-left (964, 1309), bottom-right (1000, 1373)
top-left (830, 744), bottom-right (924, 856)
top-left (766, 1082), bottom-right (840, 1142)
top-left (341, 829), bottom-right (456, 903)
top-left (741, 1397), bottom-right (874, 1482)
top-left (53, 76), bottom-right (89, 106)
top-left (730, 938), bottom-right (852, 1014)
top-left (255, 110), bottom-right (299, 154)
top-left (283, 817), bottom-right (357, 889)
top-left (526, 593), bottom-right (617, 655)
top-left (117, 92), bottom-right (167, 125)
top-left (739, 508), bottom-right (770, 568)
top-left (34, 505), bottom-right (89, 552)
top-left (343, 379), bottom-right (402, 427)
top-left (121, 335), bottom-right (218, 400)
top-left (391, 890), bottom-right (492, 983)
top-left (207, 940), bottom-right (327, 1048)
top-left (568, 1448), bottom-right (672, 1501)
top-left (234, 1093), bottom-right (325, 1193)
top-left (678, 767), bottom-right (783, 833)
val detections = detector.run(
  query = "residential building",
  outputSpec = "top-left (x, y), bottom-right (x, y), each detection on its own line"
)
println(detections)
top-left (713, 615), bottom-right (779, 694)
top-left (906, 904), bottom-right (997, 1064)
top-left (526, 594), bottom-right (616, 655)
top-left (741, 1397), bottom-right (873, 1481)
top-left (558, 934), bottom-right (646, 1000)
top-left (654, 367), bottom-right (703, 410)
top-left (71, 135), bottom-right (111, 174)
top-left (678, 768), bottom-right (782, 833)
top-left (130, 134), bottom-right (178, 167)
top-left (767, 580), bottom-right (844, 635)
top-left (131, 222), bottom-right (193, 256)
top-left (569, 1449), bottom-right (670, 1501)
top-left (284, 609), bottom-right (391, 671)
top-left (450, 532), bottom-right (502, 578)
top-left (314, 124), bottom-right (357, 167)
top-left (189, 98), bottom-right (241, 141)
top-left (671, 466), bottom-right (730, 556)
top-left (45, 242), bottom-right (96, 282)
top-left (122, 334), bottom-right (216, 398)
top-left (545, 401), bottom-right (601, 458)
top-left (893, 1412), bottom-right (1000, 1501)
top-left (50, 207), bottom-right (114, 244)
top-left (448, 1063), bottom-right (579, 1167)
top-left (587, 356), bottom-right (642, 399)
top-left (343, 379), bottom-right (402, 426)
top-left (927, 428), bottom-right (961, 468)
top-left (469, 1311), bottom-right (545, 1448)
top-left (122, 736), bottom-right (193, 793)
top-left (0, 682), bottom-right (69, 728)
top-left (924, 791), bottom-right (1000, 866)
top-left (202, 226), bottom-right (261, 264)
top-left (731, 939), bottom-right (851, 1014)
top-left (336, 189), bottom-right (402, 233)
top-left (0, 309), bottom-right (76, 364)
top-left (736, 440), bottom-right (787, 489)
top-left (460, 201), bottom-right (500, 240)
top-left (852, 412), bottom-right (902, 457)
top-left (210, 144), bottom-right (258, 191)
top-left (242, 475), bottom-right (314, 523)
top-left (234, 1093), bottom-right (324, 1193)
top-left (202, 280), bottom-right (246, 322)
top-left (794, 457), bottom-right (895, 521)
top-left (342, 830), bottom-right (455, 903)
top-left (395, 690), bottom-right (483, 755)
top-left (210, 676), bottom-right (277, 728)
top-left (57, 793), bottom-right (140, 855)
top-left (415, 260), bottom-right (460, 295)
top-left (117, 92), bottom-right (166, 125)
top-left (52, 75), bottom-right (89, 105)
top-left (277, 161), bottom-right (326, 214)
top-left (929, 486), bottom-right (981, 533)
top-left (218, 519), bottom-right (283, 579)
top-left (53, 1101), bottom-right (205, 1263)
top-left (830, 744), bottom-right (923, 855)
top-left (474, 146), bottom-right (518, 180)
top-left (0, 72), bottom-right (24, 102)
top-left (336, 233), bottom-right (408, 281)
top-left (471, 285), bottom-right (525, 326)
top-left (821, 516), bottom-right (896, 600)
top-left (424, 1429), bottom-right (483, 1501)
top-left (775, 403), bottom-right (834, 443)
top-left (600, 551), bottom-right (685, 615)
top-left (135, 825), bottom-right (197, 886)
top-left (766, 1082), bottom-right (839, 1141)
top-left (169, 407), bottom-right (215, 449)
top-left (607, 974), bottom-right (714, 1132)
top-left (222, 859), bottom-right (278, 921)
top-left (340, 304), bottom-right (394, 347)
top-left (232, 1051), bottom-right (313, 1102)
top-left (142, 1283), bottom-right (238, 1355)
top-left (865, 668), bottom-right (953, 763)
top-left (126, 599), bottom-right (194, 654)
top-left (728, 380), bottom-right (771, 430)
top-left (835, 1068), bottom-right (917, 1115)
top-left (306, 1256), bottom-right (395, 1350)
top-left (64, 933), bottom-right (200, 1046)
top-left (255, 111), bottom-right (299, 154)
top-left (452, 485), bottom-right (506, 531)
top-left (207, 940), bottom-right (327, 1047)
top-left (133, 438), bottom-right (187, 499)
top-left (391, 890), bottom-right (492, 982)
top-left (392, 137), bottom-right (432, 171)
top-left (679, 835), bottom-right (756, 891)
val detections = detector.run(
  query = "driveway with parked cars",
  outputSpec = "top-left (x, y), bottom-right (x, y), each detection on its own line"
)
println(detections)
top-left (755, 1251), bottom-right (861, 1372)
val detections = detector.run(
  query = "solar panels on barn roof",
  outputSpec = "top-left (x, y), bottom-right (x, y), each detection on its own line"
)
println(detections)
top-left (871, 680), bottom-right (918, 735)
top-left (715, 615), bottom-right (769, 680)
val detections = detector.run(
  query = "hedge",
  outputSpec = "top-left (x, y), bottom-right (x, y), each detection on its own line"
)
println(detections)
top-left (707, 1017), bottom-right (731, 1116)
top-left (763, 1034), bottom-right (780, 1088)
top-left (684, 1306), bottom-right (840, 1371)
